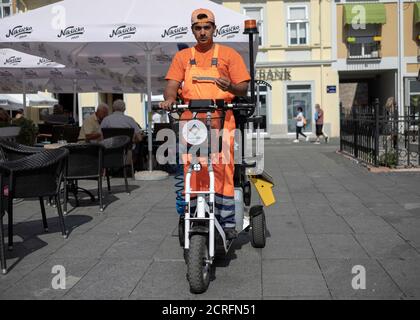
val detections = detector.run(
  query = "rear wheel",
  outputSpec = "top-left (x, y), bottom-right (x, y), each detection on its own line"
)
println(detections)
top-left (250, 207), bottom-right (266, 248)
top-left (187, 234), bottom-right (210, 294)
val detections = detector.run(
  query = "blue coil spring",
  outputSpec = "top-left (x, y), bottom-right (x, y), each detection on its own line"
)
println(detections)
top-left (174, 164), bottom-right (187, 215)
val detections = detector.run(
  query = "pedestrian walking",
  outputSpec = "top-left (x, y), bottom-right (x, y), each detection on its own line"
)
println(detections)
top-left (314, 103), bottom-right (329, 144)
top-left (293, 106), bottom-right (309, 143)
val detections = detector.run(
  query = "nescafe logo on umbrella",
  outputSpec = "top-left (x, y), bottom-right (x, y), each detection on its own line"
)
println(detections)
top-left (109, 25), bottom-right (137, 39)
top-left (4, 56), bottom-right (22, 66)
top-left (215, 25), bottom-right (240, 38)
top-left (57, 26), bottom-right (85, 39)
top-left (156, 54), bottom-right (171, 63)
top-left (88, 56), bottom-right (106, 66)
top-left (161, 26), bottom-right (188, 39)
top-left (132, 76), bottom-right (145, 85)
top-left (24, 70), bottom-right (38, 78)
top-left (50, 69), bottom-right (64, 77)
top-left (6, 26), bottom-right (33, 39)
top-left (0, 71), bottom-right (13, 77)
top-left (37, 57), bottom-right (53, 66)
top-left (38, 43), bottom-right (47, 55)
top-left (75, 70), bottom-right (89, 78)
top-left (54, 50), bottom-right (62, 60)
top-left (122, 56), bottom-right (139, 65)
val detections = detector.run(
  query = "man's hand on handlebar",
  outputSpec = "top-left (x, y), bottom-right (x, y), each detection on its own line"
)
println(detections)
top-left (159, 98), bottom-right (176, 111)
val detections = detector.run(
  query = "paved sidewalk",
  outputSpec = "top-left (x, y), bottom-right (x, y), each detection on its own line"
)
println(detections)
top-left (0, 139), bottom-right (419, 300)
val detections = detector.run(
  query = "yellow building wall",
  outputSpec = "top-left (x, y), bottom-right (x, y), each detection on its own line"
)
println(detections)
top-left (223, 1), bottom-right (240, 13)
top-left (407, 63), bottom-right (420, 73)
top-left (267, 1), bottom-right (284, 48)
top-left (78, 93), bottom-right (97, 109)
top-left (382, 3), bottom-right (398, 57)
top-left (124, 94), bottom-right (145, 128)
top-left (404, 2), bottom-right (419, 57)
top-left (337, 5), bottom-right (346, 60)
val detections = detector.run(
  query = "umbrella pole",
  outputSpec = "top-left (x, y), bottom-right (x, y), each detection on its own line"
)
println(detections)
top-left (146, 50), bottom-right (153, 172)
top-left (134, 48), bottom-right (168, 181)
top-left (73, 79), bottom-right (77, 123)
top-left (23, 76), bottom-right (27, 117)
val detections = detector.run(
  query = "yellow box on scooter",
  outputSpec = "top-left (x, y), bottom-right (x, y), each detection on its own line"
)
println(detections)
top-left (248, 171), bottom-right (276, 207)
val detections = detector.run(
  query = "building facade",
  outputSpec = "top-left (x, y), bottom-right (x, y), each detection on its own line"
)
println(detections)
top-left (333, 0), bottom-right (420, 115)
top-left (220, 0), bottom-right (340, 138)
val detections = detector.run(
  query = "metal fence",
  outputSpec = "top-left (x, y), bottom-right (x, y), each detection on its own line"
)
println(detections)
top-left (340, 100), bottom-right (420, 168)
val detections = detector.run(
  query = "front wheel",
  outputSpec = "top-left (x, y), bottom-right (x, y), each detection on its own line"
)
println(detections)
top-left (250, 207), bottom-right (266, 248)
top-left (187, 234), bottom-right (211, 294)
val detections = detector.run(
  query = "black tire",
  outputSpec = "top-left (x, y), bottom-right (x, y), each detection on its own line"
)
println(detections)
top-left (250, 209), bottom-right (266, 248)
top-left (187, 234), bottom-right (210, 294)
top-left (178, 216), bottom-right (185, 247)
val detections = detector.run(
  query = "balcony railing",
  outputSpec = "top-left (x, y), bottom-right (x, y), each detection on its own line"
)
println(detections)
top-left (347, 39), bottom-right (382, 60)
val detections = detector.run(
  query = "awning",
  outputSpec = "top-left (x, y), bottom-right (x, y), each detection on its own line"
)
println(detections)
top-left (414, 2), bottom-right (420, 25)
top-left (344, 3), bottom-right (386, 25)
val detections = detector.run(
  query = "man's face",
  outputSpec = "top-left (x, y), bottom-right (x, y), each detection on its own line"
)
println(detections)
top-left (96, 109), bottom-right (108, 122)
top-left (192, 22), bottom-right (216, 45)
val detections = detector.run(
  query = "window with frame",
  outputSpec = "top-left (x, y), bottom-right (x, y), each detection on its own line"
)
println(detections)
top-left (287, 84), bottom-right (312, 132)
top-left (0, 0), bottom-right (12, 19)
top-left (244, 6), bottom-right (264, 47)
top-left (287, 5), bottom-right (309, 46)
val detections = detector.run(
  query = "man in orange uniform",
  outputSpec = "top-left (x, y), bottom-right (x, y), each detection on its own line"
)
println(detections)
top-left (160, 8), bottom-right (250, 239)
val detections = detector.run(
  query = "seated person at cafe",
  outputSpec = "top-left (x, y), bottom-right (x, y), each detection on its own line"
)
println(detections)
top-left (100, 99), bottom-right (144, 143)
top-left (78, 103), bottom-right (109, 142)
top-left (101, 99), bottom-right (145, 171)
top-left (44, 104), bottom-right (71, 125)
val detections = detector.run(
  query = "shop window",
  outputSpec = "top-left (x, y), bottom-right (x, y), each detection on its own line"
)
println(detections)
top-left (243, 6), bottom-right (264, 47)
top-left (346, 24), bottom-right (381, 60)
top-left (287, 5), bottom-right (309, 46)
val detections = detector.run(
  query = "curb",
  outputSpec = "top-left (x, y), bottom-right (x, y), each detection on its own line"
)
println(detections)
top-left (337, 150), bottom-right (420, 173)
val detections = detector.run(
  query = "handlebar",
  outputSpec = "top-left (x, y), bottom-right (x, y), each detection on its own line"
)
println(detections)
top-left (153, 99), bottom-right (255, 113)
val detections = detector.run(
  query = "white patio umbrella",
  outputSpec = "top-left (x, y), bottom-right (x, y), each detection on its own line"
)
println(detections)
top-left (0, 48), bottom-right (142, 120)
top-left (0, 94), bottom-right (24, 110)
top-left (0, 0), bottom-right (256, 178)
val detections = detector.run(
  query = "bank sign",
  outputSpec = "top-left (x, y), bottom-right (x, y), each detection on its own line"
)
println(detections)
top-left (256, 68), bottom-right (291, 82)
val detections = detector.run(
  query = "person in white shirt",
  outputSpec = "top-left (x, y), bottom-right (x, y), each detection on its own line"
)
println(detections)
top-left (294, 106), bottom-right (309, 143)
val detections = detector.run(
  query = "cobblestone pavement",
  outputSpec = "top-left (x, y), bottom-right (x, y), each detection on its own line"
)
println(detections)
top-left (0, 139), bottom-right (419, 300)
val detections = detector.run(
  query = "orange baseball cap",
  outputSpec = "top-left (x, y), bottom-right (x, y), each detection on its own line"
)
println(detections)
top-left (191, 8), bottom-right (215, 25)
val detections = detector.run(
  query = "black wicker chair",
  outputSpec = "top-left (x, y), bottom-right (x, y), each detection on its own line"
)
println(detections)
top-left (63, 143), bottom-right (105, 214)
top-left (102, 128), bottom-right (135, 176)
top-left (51, 125), bottom-right (80, 144)
top-left (63, 126), bottom-right (81, 143)
top-left (0, 148), bottom-right (69, 274)
top-left (101, 136), bottom-right (131, 194)
top-left (0, 140), bottom-right (43, 161)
